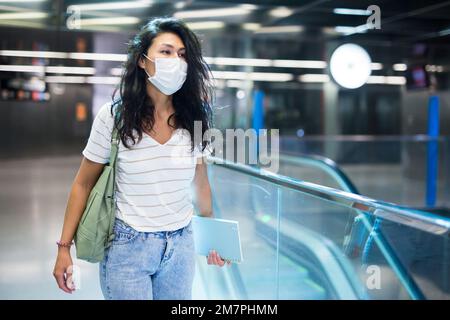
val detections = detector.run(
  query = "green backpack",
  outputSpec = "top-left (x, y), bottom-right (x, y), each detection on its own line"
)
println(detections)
top-left (74, 120), bottom-right (119, 263)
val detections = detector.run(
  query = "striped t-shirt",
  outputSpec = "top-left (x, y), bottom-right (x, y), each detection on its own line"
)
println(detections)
top-left (82, 102), bottom-right (211, 232)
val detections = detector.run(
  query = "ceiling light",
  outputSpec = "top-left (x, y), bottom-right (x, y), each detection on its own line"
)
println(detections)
top-left (272, 60), bottom-right (327, 69)
top-left (212, 57), bottom-right (272, 67)
top-left (174, 7), bottom-right (254, 19)
top-left (371, 63), bottom-right (383, 70)
top-left (186, 21), bottom-right (225, 30)
top-left (45, 76), bottom-right (121, 84)
top-left (0, 50), bottom-right (329, 70)
top-left (0, 64), bottom-right (96, 75)
top-left (255, 25), bottom-right (303, 34)
top-left (174, 2), bottom-right (186, 10)
top-left (0, 65), bottom-right (43, 73)
top-left (333, 8), bottom-right (370, 16)
top-left (206, 57), bottom-right (327, 69)
top-left (335, 25), bottom-right (368, 35)
top-left (393, 64), bottom-right (407, 71)
top-left (269, 7), bottom-right (294, 18)
top-left (80, 17), bottom-right (140, 26)
top-left (212, 71), bottom-right (293, 82)
top-left (45, 76), bottom-right (87, 83)
top-left (86, 76), bottom-right (120, 85)
top-left (68, 52), bottom-right (126, 61)
top-left (45, 66), bottom-right (96, 74)
top-left (330, 43), bottom-right (371, 89)
top-left (0, 50), bottom-right (68, 59)
top-left (242, 23), bottom-right (260, 31)
top-left (0, 12), bottom-right (48, 19)
top-left (239, 4), bottom-right (258, 10)
top-left (68, 1), bottom-right (152, 12)
top-left (236, 90), bottom-right (246, 99)
top-left (298, 74), bottom-right (330, 83)
top-left (425, 65), bottom-right (444, 73)
top-left (438, 28), bottom-right (450, 36)
top-left (366, 76), bottom-right (406, 85)
top-left (0, 0), bottom-right (46, 2)
top-left (0, 20), bottom-right (46, 28)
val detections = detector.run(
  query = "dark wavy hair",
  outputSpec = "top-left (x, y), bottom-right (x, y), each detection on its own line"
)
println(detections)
top-left (111, 17), bottom-right (214, 153)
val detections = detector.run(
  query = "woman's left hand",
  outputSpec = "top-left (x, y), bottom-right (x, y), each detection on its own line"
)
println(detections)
top-left (207, 250), bottom-right (231, 267)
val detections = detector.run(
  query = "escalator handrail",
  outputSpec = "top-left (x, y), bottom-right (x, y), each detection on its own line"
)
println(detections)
top-left (208, 156), bottom-right (432, 299)
top-left (261, 153), bottom-right (426, 299)
top-left (208, 157), bottom-right (428, 299)
top-left (282, 134), bottom-right (449, 142)
top-left (277, 152), bottom-right (360, 194)
top-left (207, 156), bottom-right (450, 236)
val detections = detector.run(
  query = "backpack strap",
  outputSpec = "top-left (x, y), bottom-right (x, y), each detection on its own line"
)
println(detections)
top-left (108, 103), bottom-right (121, 167)
top-left (105, 103), bottom-right (121, 246)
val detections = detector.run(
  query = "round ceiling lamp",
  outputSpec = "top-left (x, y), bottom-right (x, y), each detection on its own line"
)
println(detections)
top-left (329, 43), bottom-right (372, 89)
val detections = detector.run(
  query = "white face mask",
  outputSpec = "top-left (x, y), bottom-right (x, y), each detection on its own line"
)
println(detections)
top-left (142, 53), bottom-right (187, 95)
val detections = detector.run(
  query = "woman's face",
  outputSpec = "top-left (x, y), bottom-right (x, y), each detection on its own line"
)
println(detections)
top-left (139, 32), bottom-right (186, 77)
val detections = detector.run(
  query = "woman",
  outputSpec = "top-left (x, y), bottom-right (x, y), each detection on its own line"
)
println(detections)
top-left (53, 17), bottom-right (228, 300)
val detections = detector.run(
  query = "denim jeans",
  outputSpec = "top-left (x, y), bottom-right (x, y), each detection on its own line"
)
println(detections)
top-left (99, 218), bottom-right (196, 300)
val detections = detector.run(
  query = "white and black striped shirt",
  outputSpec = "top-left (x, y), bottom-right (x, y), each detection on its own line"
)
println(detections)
top-left (82, 102), bottom-right (211, 232)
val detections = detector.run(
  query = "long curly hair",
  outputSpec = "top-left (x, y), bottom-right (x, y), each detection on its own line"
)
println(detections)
top-left (111, 17), bottom-right (214, 153)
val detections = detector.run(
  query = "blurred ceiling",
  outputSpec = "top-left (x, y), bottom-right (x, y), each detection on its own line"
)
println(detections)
top-left (0, 0), bottom-right (449, 45)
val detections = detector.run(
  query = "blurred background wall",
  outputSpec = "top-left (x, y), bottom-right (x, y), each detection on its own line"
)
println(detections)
top-left (0, 0), bottom-right (449, 207)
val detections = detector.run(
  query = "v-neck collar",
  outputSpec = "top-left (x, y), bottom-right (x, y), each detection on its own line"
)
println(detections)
top-left (144, 128), bottom-right (181, 146)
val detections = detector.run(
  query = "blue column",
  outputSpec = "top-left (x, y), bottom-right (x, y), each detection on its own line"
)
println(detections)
top-left (252, 90), bottom-right (265, 156)
top-left (252, 90), bottom-right (264, 132)
top-left (426, 95), bottom-right (440, 207)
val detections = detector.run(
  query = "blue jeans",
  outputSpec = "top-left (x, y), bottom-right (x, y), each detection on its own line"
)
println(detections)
top-left (99, 218), bottom-right (196, 300)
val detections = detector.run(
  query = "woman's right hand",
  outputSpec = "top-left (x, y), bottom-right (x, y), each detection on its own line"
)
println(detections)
top-left (53, 249), bottom-right (75, 294)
